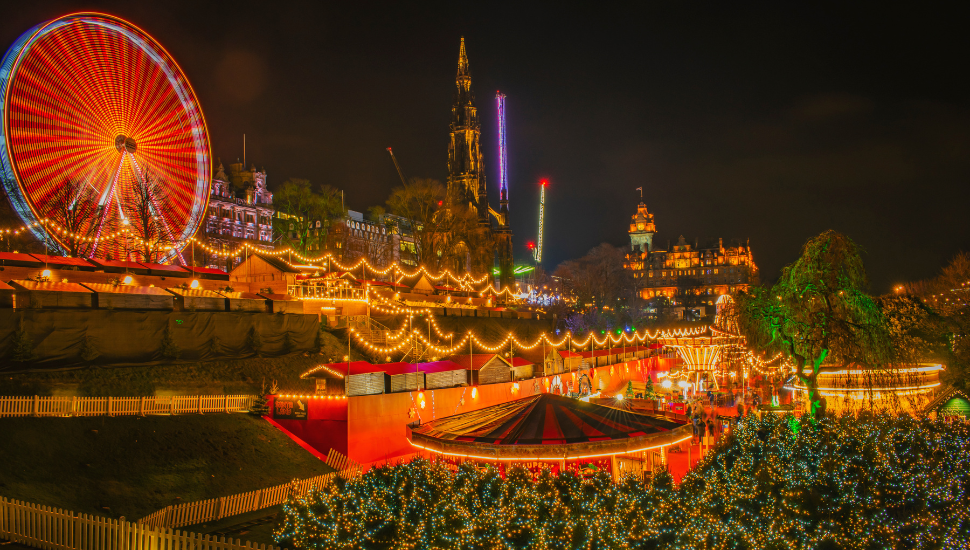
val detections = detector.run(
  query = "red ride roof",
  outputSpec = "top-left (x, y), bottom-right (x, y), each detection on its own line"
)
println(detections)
top-left (412, 393), bottom-right (681, 445)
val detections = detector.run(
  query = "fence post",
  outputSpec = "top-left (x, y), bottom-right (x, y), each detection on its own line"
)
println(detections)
top-left (171, 397), bottom-right (175, 416)
top-left (139, 396), bottom-right (146, 417)
top-left (225, 395), bottom-right (229, 414)
top-left (71, 395), bottom-right (77, 417)
top-left (198, 397), bottom-right (203, 415)
top-left (32, 394), bottom-right (39, 417)
top-left (107, 396), bottom-right (113, 417)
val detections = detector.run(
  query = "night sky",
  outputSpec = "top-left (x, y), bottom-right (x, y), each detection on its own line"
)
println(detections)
top-left (2, 2), bottom-right (967, 292)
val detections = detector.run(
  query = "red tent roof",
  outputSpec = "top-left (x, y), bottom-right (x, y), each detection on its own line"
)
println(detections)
top-left (558, 350), bottom-right (583, 358)
top-left (505, 357), bottom-right (534, 367)
top-left (28, 254), bottom-right (95, 269)
top-left (417, 360), bottom-right (466, 374)
top-left (85, 258), bottom-right (148, 273)
top-left (357, 279), bottom-right (389, 286)
top-left (446, 354), bottom-right (499, 371)
top-left (412, 393), bottom-right (681, 446)
top-left (327, 361), bottom-right (374, 375)
top-left (381, 362), bottom-right (421, 376)
top-left (0, 252), bottom-right (43, 266)
top-left (138, 262), bottom-right (190, 274)
top-left (191, 266), bottom-right (229, 276)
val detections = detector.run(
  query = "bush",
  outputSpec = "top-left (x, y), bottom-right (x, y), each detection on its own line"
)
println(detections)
top-left (276, 414), bottom-right (970, 549)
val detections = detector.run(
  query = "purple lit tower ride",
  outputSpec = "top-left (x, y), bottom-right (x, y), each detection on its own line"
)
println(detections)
top-left (495, 92), bottom-right (514, 290)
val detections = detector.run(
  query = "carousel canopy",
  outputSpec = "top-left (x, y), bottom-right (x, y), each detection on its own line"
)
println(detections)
top-left (409, 393), bottom-right (689, 460)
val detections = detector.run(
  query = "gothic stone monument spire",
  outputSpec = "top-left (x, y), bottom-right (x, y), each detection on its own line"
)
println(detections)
top-left (447, 37), bottom-right (488, 225)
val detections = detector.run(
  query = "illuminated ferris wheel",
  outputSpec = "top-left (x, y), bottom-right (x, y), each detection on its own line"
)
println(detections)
top-left (0, 13), bottom-right (210, 262)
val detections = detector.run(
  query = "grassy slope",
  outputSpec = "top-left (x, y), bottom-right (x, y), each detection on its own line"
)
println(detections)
top-left (0, 414), bottom-right (334, 520)
top-left (0, 330), bottom-right (366, 397)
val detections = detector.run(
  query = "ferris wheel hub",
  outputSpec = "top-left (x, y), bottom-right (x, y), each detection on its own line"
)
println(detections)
top-left (114, 135), bottom-right (137, 154)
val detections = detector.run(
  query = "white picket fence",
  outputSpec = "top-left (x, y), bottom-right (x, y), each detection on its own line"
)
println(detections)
top-left (0, 497), bottom-right (285, 550)
top-left (138, 449), bottom-right (361, 529)
top-left (0, 395), bottom-right (258, 418)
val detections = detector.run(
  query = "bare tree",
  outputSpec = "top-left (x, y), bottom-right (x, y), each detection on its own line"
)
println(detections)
top-left (385, 177), bottom-right (481, 272)
top-left (44, 178), bottom-right (100, 257)
top-left (123, 170), bottom-right (180, 263)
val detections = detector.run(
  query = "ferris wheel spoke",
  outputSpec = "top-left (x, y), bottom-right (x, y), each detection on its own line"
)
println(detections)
top-left (3, 14), bottom-right (210, 261)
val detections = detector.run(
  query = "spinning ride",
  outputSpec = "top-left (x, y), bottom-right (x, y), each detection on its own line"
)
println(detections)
top-left (0, 13), bottom-right (211, 261)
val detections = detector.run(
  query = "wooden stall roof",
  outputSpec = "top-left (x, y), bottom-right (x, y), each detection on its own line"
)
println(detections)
top-left (85, 258), bottom-right (150, 274)
top-left (0, 280), bottom-right (15, 290)
top-left (221, 291), bottom-right (266, 300)
top-left (257, 292), bottom-right (300, 302)
top-left (28, 254), bottom-right (96, 269)
top-left (0, 252), bottom-right (43, 266)
top-left (504, 357), bottom-right (535, 368)
top-left (79, 282), bottom-right (172, 295)
top-left (9, 280), bottom-right (93, 293)
top-left (165, 287), bottom-right (225, 298)
top-left (558, 350), bottom-right (583, 359)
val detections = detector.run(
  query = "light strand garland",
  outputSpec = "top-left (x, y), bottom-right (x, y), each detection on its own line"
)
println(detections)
top-left (3, 219), bottom-right (494, 286)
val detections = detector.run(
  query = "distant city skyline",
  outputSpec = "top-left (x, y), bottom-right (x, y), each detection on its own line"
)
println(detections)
top-left (1, 2), bottom-right (966, 291)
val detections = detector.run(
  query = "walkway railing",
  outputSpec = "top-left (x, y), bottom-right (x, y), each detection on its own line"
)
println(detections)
top-left (0, 497), bottom-right (285, 550)
top-left (0, 395), bottom-right (257, 418)
top-left (138, 449), bottom-right (360, 529)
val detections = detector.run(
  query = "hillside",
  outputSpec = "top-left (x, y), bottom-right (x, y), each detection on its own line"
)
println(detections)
top-left (0, 414), bottom-right (333, 520)
top-left (0, 329), bottom-right (365, 396)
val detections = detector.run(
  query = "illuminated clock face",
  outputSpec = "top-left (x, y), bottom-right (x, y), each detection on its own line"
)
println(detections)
top-left (637, 223), bottom-right (645, 230)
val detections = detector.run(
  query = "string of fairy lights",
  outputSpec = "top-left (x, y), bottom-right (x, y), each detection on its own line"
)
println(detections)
top-left (354, 286), bottom-right (709, 358)
top-left (2, 218), bottom-right (492, 286)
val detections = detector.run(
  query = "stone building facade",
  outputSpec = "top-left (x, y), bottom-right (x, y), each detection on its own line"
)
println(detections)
top-left (198, 161), bottom-right (275, 269)
top-left (314, 211), bottom-right (418, 269)
top-left (623, 201), bottom-right (758, 301)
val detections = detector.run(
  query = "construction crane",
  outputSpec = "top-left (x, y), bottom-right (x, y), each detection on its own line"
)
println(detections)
top-left (386, 147), bottom-right (409, 186)
top-left (535, 180), bottom-right (546, 264)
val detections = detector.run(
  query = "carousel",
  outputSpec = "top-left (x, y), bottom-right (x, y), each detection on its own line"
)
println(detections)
top-left (407, 393), bottom-right (691, 479)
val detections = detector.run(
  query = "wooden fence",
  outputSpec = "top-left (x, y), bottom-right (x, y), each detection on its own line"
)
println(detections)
top-left (0, 497), bottom-right (285, 550)
top-left (138, 450), bottom-right (361, 530)
top-left (0, 395), bottom-right (258, 418)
